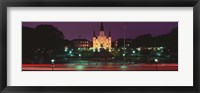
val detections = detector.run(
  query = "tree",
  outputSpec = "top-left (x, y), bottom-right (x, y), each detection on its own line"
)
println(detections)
top-left (22, 24), bottom-right (65, 63)
top-left (35, 24), bottom-right (65, 51)
top-left (22, 27), bottom-right (36, 58)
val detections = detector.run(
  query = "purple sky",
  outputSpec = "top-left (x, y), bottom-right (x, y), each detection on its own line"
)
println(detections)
top-left (22, 22), bottom-right (178, 41)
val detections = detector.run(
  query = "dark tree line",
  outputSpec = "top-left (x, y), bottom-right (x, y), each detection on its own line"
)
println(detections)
top-left (115, 27), bottom-right (178, 53)
top-left (23, 25), bottom-right (65, 59)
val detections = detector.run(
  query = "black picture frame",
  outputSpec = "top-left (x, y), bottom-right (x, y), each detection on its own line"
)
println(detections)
top-left (0, 0), bottom-right (199, 93)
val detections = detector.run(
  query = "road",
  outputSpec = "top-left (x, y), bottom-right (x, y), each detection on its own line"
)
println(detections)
top-left (22, 63), bottom-right (178, 71)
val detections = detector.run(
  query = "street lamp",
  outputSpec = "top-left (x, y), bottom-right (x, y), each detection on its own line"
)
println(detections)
top-left (79, 54), bottom-right (81, 60)
top-left (123, 53), bottom-right (125, 65)
top-left (51, 59), bottom-right (55, 70)
top-left (137, 48), bottom-right (141, 51)
top-left (154, 58), bottom-right (158, 70)
top-left (64, 46), bottom-right (68, 52)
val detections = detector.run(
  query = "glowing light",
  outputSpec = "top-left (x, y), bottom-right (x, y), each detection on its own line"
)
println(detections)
top-left (132, 50), bottom-right (135, 53)
top-left (120, 65), bottom-right (128, 69)
top-left (64, 46), bottom-right (68, 52)
top-left (156, 53), bottom-right (161, 56)
top-left (98, 49), bottom-right (100, 52)
top-left (51, 59), bottom-right (55, 63)
top-left (109, 49), bottom-right (111, 52)
top-left (157, 47), bottom-right (161, 50)
top-left (76, 65), bottom-right (85, 70)
top-left (123, 54), bottom-right (125, 56)
top-left (137, 48), bottom-right (141, 51)
top-left (154, 59), bottom-right (158, 62)
top-left (79, 54), bottom-right (81, 57)
top-left (69, 51), bottom-right (72, 54)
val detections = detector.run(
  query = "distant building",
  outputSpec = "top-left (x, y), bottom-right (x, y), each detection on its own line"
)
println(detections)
top-left (93, 22), bottom-right (112, 50)
top-left (72, 39), bottom-right (91, 48)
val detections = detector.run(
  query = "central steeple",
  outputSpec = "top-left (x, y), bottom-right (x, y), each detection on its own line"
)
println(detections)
top-left (99, 22), bottom-right (105, 36)
top-left (100, 22), bottom-right (104, 31)
top-left (93, 22), bottom-right (112, 50)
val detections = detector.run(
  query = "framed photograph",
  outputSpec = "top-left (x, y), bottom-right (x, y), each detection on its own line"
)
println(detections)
top-left (0, 0), bottom-right (199, 93)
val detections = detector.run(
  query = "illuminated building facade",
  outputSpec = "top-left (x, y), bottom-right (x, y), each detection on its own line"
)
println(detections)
top-left (72, 39), bottom-right (91, 48)
top-left (93, 22), bottom-right (112, 50)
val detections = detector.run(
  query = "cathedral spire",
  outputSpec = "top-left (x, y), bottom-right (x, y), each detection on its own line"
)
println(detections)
top-left (100, 22), bottom-right (104, 31)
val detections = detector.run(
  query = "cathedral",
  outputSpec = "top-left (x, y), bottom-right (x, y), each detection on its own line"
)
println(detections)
top-left (93, 22), bottom-right (112, 50)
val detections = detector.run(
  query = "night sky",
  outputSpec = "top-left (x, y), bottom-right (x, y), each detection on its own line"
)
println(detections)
top-left (22, 22), bottom-right (178, 41)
